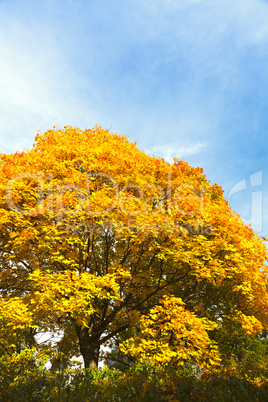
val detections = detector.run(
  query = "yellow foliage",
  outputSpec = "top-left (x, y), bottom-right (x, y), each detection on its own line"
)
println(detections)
top-left (120, 296), bottom-right (221, 369)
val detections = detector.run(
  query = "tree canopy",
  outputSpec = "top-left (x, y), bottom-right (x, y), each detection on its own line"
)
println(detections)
top-left (0, 126), bottom-right (267, 383)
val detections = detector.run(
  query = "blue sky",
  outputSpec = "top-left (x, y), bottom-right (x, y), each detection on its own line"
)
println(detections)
top-left (1, 0), bottom-right (268, 236)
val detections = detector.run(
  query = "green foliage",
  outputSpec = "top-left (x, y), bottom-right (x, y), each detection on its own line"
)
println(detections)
top-left (1, 351), bottom-right (268, 401)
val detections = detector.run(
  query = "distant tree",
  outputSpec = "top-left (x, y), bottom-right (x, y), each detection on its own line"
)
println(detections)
top-left (0, 126), bottom-right (267, 371)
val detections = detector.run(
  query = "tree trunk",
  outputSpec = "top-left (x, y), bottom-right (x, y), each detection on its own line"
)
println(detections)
top-left (75, 325), bottom-right (100, 369)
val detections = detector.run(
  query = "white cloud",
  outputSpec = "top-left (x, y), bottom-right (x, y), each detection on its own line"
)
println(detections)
top-left (147, 142), bottom-right (207, 164)
top-left (0, 6), bottom-right (99, 153)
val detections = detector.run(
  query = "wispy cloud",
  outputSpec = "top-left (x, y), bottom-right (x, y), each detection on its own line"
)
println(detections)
top-left (0, 2), bottom-right (99, 153)
top-left (147, 142), bottom-right (207, 164)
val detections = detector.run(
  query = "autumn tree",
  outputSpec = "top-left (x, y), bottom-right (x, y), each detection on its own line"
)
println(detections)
top-left (0, 126), bottom-right (267, 371)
